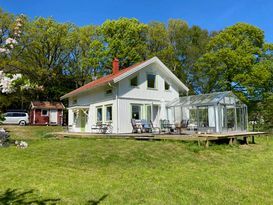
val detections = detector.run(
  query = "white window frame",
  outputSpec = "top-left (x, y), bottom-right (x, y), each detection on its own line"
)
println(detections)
top-left (105, 89), bottom-right (113, 96)
top-left (96, 106), bottom-right (103, 122)
top-left (146, 73), bottom-right (157, 89)
top-left (131, 104), bottom-right (142, 120)
top-left (130, 75), bottom-right (139, 87)
top-left (105, 104), bottom-right (113, 122)
top-left (165, 81), bottom-right (170, 91)
top-left (41, 109), bottom-right (48, 116)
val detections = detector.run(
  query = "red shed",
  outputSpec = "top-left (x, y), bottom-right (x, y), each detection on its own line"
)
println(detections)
top-left (29, 101), bottom-right (65, 125)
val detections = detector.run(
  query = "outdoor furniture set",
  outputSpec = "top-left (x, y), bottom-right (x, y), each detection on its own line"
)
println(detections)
top-left (131, 119), bottom-right (194, 134)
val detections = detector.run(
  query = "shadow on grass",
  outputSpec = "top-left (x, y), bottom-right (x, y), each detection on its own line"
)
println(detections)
top-left (0, 188), bottom-right (108, 205)
top-left (86, 194), bottom-right (108, 205)
top-left (0, 188), bottom-right (60, 205)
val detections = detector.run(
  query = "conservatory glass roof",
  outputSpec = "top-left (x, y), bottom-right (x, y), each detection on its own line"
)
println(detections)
top-left (167, 91), bottom-right (242, 107)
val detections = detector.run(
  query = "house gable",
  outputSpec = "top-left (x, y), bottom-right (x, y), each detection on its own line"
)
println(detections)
top-left (117, 62), bottom-right (184, 101)
top-left (61, 57), bottom-right (189, 100)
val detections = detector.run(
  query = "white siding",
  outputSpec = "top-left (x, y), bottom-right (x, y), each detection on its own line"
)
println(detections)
top-left (118, 63), bottom-right (180, 101)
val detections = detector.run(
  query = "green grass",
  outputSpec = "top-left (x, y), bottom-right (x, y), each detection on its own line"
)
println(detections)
top-left (0, 126), bottom-right (273, 204)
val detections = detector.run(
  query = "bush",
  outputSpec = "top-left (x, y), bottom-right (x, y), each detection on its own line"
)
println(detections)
top-left (0, 131), bottom-right (10, 147)
top-left (0, 113), bottom-right (5, 124)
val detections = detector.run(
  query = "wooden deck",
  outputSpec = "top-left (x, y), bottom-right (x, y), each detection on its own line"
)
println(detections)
top-left (50, 131), bottom-right (268, 147)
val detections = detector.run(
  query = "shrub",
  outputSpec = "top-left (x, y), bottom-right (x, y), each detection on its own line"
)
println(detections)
top-left (0, 131), bottom-right (10, 147)
top-left (0, 112), bottom-right (5, 124)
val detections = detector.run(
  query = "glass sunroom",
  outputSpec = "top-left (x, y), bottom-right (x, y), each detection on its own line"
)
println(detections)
top-left (167, 91), bottom-right (248, 133)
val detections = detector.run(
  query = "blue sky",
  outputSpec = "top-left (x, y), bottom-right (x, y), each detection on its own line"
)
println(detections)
top-left (1, 0), bottom-right (273, 42)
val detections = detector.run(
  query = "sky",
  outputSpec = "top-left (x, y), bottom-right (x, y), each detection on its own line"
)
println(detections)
top-left (1, 0), bottom-right (273, 42)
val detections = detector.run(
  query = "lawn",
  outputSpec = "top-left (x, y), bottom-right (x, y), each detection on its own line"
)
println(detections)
top-left (0, 126), bottom-right (273, 204)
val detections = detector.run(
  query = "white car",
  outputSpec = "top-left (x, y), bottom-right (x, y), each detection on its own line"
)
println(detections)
top-left (2, 112), bottom-right (29, 126)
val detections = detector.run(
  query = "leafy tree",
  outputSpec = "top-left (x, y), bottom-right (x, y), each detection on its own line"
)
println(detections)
top-left (67, 25), bottom-right (107, 88)
top-left (100, 18), bottom-right (148, 69)
top-left (146, 19), bottom-right (211, 93)
top-left (195, 23), bottom-right (265, 98)
top-left (12, 17), bottom-right (76, 100)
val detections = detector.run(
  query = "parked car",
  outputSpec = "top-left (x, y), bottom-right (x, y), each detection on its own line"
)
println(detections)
top-left (2, 112), bottom-right (29, 126)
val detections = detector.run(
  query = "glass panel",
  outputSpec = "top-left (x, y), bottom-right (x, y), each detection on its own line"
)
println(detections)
top-left (97, 107), bottom-right (102, 122)
top-left (105, 89), bottom-right (112, 95)
top-left (147, 74), bottom-right (156, 88)
top-left (42, 110), bottom-right (48, 116)
top-left (208, 106), bottom-right (215, 127)
top-left (189, 109), bottom-right (197, 125)
top-left (146, 105), bottom-right (151, 122)
top-left (227, 108), bottom-right (235, 131)
top-left (198, 107), bottom-right (209, 128)
top-left (165, 81), bottom-right (170, 90)
top-left (132, 105), bottom-right (141, 120)
top-left (106, 106), bottom-right (112, 121)
top-left (130, 76), bottom-right (138, 86)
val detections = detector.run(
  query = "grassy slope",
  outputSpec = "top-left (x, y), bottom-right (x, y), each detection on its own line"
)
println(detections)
top-left (0, 126), bottom-right (273, 204)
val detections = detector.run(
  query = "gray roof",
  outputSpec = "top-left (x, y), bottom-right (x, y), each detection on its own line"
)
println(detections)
top-left (167, 91), bottom-right (245, 107)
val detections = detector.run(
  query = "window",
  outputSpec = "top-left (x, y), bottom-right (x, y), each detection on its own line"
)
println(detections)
top-left (147, 74), bottom-right (156, 89)
top-left (146, 105), bottom-right (151, 122)
top-left (41, 109), bottom-right (48, 116)
top-left (165, 81), bottom-right (170, 90)
top-left (106, 106), bottom-right (112, 121)
top-left (132, 105), bottom-right (141, 120)
top-left (105, 89), bottom-right (112, 95)
top-left (97, 107), bottom-right (102, 122)
top-left (72, 98), bottom-right (77, 105)
top-left (130, 76), bottom-right (138, 87)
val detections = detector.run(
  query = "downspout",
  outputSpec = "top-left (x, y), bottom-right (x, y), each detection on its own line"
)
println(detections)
top-left (108, 82), bottom-right (119, 133)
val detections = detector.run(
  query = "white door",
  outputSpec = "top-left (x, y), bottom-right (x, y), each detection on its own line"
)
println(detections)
top-left (50, 110), bottom-right (58, 124)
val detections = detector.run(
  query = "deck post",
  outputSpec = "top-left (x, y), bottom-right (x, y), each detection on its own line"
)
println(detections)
top-left (205, 138), bottom-right (209, 148)
top-left (229, 138), bottom-right (232, 145)
top-left (243, 136), bottom-right (248, 144)
top-left (233, 137), bottom-right (237, 144)
top-left (251, 135), bottom-right (255, 144)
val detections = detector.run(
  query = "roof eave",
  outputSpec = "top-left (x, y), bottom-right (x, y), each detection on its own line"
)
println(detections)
top-left (60, 80), bottom-right (114, 100)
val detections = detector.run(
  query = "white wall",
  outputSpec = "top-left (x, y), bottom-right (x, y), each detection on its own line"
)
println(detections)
top-left (118, 63), bottom-right (180, 101)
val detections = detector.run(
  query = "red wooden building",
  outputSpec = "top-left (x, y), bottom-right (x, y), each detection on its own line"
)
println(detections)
top-left (29, 101), bottom-right (65, 125)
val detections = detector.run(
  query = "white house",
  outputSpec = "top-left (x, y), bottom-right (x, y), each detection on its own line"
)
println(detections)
top-left (61, 57), bottom-right (189, 133)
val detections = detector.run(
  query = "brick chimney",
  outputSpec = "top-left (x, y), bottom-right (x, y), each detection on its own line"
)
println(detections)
top-left (112, 58), bottom-right (119, 74)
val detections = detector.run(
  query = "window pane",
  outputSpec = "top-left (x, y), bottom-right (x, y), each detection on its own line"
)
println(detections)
top-left (105, 89), bottom-right (112, 95)
top-left (132, 105), bottom-right (141, 120)
top-left (165, 81), bottom-right (170, 90)
top-left (146, 105), bottom-right (151, 122)
top-left (130, 76), bottom-right (138, 86)
top-left (42, 110), bottom-right (48, 115)
top-left (13, 113), bottom-right (21, 117)
top-left (106, 106), bottom-right (112, 121)
top-left (97, 108), bottom-right (102, 122)
top-left (147, 74), bottom-right (156, 88)
top-left (5, 113), bottom-right (12, 117)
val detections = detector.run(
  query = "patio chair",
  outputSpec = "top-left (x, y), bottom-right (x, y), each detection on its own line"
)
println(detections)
top-left (150, 120), bottom-right (160, 134)
top-left (141, 119), bottom-right (152, 133)
top-left (131, 119), bottom-right (144, 133)
top-left (160, 119), bottom-right (174, 133)
top-left (175, 120), bottom-right (189, 134)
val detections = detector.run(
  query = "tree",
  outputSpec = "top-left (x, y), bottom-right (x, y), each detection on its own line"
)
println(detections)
top-left (100, 18), bottom-right (148, 69)
top-left (146, 19), bottom-right (211, 93)
top-left (67, 25), bottom-right (107, 88)
top-left (11, 17), bottom-right (76, 100)
top-left (195, 23), bottom-right (265, 98)
top-left (0, 9), bottom-right (27, 112)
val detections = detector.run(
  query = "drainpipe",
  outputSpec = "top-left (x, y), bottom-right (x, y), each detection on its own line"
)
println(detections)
top-left (108, 82), bottom-right (119, 133)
